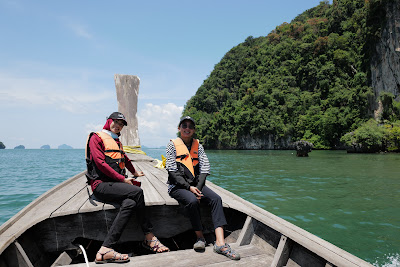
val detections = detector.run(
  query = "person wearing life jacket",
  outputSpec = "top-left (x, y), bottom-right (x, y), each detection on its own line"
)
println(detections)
top-left (87, 112), bottom-right (169, 264)
top-left (165, 116), bottom-right (240, 260)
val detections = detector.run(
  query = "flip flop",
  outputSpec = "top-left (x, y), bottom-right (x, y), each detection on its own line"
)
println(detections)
top-left (95, 249), bottom-right (130, 264)
top-left (142, 238), bottom-right (170, 253)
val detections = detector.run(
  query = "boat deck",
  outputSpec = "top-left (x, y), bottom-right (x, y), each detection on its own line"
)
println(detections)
top-left (67, 243), bottom-right (272, 267)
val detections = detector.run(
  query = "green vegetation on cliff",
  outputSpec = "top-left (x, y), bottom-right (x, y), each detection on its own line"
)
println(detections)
top-left (183, 0), bottom-right (392, 149)
top-left (341, 92), bottom-right (400, 152)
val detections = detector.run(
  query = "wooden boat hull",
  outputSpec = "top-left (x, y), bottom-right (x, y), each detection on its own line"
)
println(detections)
top-left (0, 154), bottom-right (373, 267)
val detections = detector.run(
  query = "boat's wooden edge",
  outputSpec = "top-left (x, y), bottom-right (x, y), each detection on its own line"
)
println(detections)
top-left (0, 171), bottom-right (87, 254)
top-left (0, 171), bottom-right (86, 235)
top-left (206, 181), bottom-right (373, 267)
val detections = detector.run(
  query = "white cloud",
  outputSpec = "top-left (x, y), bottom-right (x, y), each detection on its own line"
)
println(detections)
top-left (85, 123), bottom-right (104, 134)
top-left (138, 103), bottom-right (183, 147)
top-left (0, 71), bottom-right (114, 114)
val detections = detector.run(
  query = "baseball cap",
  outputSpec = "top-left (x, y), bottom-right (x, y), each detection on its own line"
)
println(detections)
top-left (108, 112), bottom-right (127, 126)
top-left (179, 116), bottom-right (195, 127)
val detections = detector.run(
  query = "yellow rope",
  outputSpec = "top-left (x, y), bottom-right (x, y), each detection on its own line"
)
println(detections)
top-left (154, 155), bottom-right (166, 169)
top-left (123, 146), bottom-right (166, 169)
top-left (123, 146), bottom-right (147, 155)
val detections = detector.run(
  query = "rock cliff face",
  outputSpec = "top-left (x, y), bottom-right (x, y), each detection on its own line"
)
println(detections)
top-left (370, 0), bottom-right (400, 107)
top-left (237, 135), bottom-right (293, 150)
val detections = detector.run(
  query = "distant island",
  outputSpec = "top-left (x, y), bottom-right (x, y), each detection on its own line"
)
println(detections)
top-left (58, 144), bottom-right (73, 149)
top-left (0, 142), bottom-right (5, 149)
top-left (40, 145), bottom-right (51, 149)
top-left (14, 145), bottom-right (25, 149)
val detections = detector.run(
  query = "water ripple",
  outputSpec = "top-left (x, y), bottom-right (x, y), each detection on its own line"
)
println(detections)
top-left (333, 224), bottom-right (347, 230)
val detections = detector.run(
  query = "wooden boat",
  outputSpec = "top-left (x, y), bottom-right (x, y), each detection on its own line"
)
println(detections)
top-left (0, 152), bottom-right (373, 267)
top-left (0, 75), bottom-right (374, 266)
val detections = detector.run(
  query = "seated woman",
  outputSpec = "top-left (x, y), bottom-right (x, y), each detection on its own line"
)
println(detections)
top-left (165, 116), bottom-right (240, 260)
top-left (86, 112), bottom-right (169, 264)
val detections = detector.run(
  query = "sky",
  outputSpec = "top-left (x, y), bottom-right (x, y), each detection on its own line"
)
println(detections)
top-left (0, 0), bottom-right (327, 149)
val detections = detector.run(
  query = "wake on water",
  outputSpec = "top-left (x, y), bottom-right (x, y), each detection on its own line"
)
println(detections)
top-left (373, 254), bottom-right (400, 267)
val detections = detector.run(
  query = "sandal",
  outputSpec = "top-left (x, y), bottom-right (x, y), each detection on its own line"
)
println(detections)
top-left (95, 249), bottom-right (130, 264)
top-left (142, 238), bottom-right (170, 253)
top-left (213, 243), bottom-right (240, 260)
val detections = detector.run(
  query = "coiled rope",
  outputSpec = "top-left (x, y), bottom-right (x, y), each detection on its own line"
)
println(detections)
top-left (123, 146), bottom-right (147, 155)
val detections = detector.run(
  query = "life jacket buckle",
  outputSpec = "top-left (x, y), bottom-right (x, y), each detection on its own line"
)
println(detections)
top-left (177, 154), bottom-right (188, 160)
top-left (118, 159), bottom-right (125, 169)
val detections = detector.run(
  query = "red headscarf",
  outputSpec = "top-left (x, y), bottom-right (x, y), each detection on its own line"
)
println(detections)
top-left (103, 118), bottom-right (121, 136)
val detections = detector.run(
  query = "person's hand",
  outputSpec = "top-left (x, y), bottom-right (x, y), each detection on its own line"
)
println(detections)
top-left (189, 186), bottom-right (203, 200)
top-left (124, 177), bottom-right (136, 185)
top-left (134, 171), bottom-right (144, 177)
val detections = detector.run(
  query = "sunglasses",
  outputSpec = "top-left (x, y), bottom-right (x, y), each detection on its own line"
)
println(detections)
top-left (181, 123), bottom-right (195, 129)
top-left (113, 120), bottom-right (125, 127)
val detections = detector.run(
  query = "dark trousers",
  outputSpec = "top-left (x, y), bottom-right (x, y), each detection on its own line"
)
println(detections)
top-left (93, 182), bottom-right (153, 248)
top-left (169, 185), bottom-right (227, 231)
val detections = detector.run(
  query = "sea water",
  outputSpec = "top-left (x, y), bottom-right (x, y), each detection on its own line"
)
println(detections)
top-left (0, 148), bottom-right (399, 266)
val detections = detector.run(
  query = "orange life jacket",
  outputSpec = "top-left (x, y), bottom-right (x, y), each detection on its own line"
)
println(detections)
top-left (85, 131), bottom-right (126, 181)
top-left (172, 138), bottom-right (199, 181)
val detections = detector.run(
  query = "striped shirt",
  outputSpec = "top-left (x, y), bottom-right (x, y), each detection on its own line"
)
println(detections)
top-left (165, 139), bottom-right (210, 192)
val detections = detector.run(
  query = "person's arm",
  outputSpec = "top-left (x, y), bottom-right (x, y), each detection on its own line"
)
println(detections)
top-left (195, 144), bottom-right (210, 191)
top-left (165, 141), bottom-right (191, 190)
top-left (121, 153), bottom-right (142, 186)
top-left (89, 135), bottom-right (125, 182)
top-left (196, 173), bottom-right (208, 191)
top-left (124, 153), bottom-right (143, 177)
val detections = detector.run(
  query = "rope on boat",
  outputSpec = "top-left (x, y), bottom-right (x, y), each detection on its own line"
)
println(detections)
top-left (78, 244), bottom-right (90, 267)
top-left (154, 154), bottom-right (166, 169)
top-left (123, 145), bottom-right (147, 155)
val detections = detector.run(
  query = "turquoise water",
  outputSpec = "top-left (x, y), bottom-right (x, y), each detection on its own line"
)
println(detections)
top-left (0, 149), bottom-right (86, 224)
top-left (205, 150), bottom-right (400, 266)
top-left (0, 149), bottom-right (399, 266)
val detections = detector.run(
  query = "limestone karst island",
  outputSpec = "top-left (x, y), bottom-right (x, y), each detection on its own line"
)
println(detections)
top-left (184, 0), bottom-right (400, 153)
